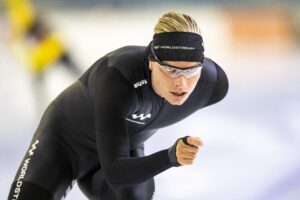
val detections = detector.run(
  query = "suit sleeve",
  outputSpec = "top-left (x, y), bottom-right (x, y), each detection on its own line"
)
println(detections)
top-left (205, 65), bottom-right (229, 106)
top-left (94, 67), bottom-right (173, 189)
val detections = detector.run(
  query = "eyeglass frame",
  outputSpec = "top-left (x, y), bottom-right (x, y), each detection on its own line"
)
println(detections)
top-left (149, 42), bottom-right (203, 79)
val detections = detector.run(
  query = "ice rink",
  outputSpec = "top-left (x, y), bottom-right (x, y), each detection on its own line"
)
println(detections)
top-left (1, 4), bottom-right (300, 200)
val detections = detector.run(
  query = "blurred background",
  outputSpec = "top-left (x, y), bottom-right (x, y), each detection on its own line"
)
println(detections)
top-left (1, 0), bottom-right (300, 199)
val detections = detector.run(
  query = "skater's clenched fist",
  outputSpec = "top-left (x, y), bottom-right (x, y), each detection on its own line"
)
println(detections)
top-left (168, 136), bottom-right (203, 166)
top-left (176, 136), bottom-right (202, 165)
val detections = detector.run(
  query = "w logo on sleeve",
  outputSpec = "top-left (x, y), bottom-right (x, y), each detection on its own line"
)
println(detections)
top-left (132, 113), bottom-right (151, 121)
top-left (126, 113), bottom-right (152, 125)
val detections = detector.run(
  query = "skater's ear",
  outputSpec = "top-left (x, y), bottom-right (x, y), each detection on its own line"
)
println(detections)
top-left (149, 61), bottom-right (154, 71)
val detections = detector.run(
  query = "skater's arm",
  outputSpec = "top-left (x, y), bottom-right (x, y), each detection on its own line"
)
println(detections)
top-left (94, 68), bottom-right (174, 189)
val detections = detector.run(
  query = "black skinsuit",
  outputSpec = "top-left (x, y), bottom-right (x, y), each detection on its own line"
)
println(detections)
top-left (8, 45), bottom-right (228, 200)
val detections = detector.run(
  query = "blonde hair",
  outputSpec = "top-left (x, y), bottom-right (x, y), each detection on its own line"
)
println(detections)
top-left (154, 11), bottom-right (201, 35)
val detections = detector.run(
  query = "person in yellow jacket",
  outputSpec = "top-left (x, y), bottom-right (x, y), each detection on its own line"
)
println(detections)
top-left (5, 0), bottom-right (81, 74)
top-left (5, 0), bottom-right (81, 113)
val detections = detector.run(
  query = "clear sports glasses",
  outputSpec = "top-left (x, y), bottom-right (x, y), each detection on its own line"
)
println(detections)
top-left (150, 43), bottom-right (203, 79)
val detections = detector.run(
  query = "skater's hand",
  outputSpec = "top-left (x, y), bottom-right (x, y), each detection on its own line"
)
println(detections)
top-left (176, 136), bottom-right (203, 165)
